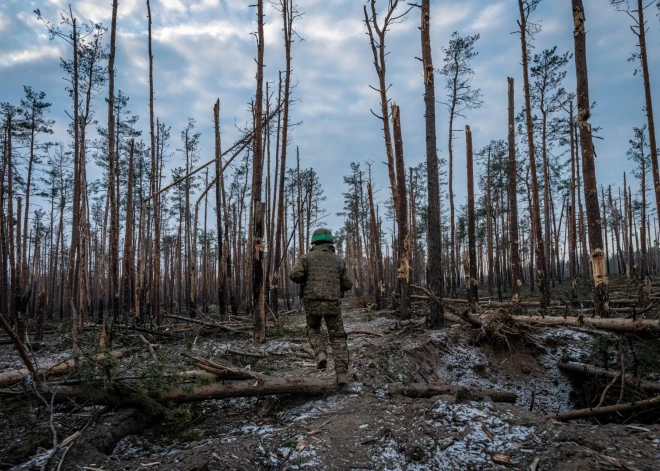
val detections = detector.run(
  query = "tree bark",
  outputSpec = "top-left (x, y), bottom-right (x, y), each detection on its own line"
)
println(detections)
top-left (252, 0), bottom-right (266, 341)
top-left (518, 0), bottom-right (549, 311)
top-left (48, 376), bottom-right (337, 406)
top-left (107, 0), bottom-right (119, 327)
top-left (546, 394), bottom-right (660, 422)
top-left (466, 125), bottom-right (478, 306)
top-left (558, 361), bottom-right (660, 394)
top-left (420, 0), bottom-right (444, 327)
top-left (508, 78), bottom-right (523, 311)
top-left (146, 0), bottom-right (160, 325)
top-left (392, 105), bottom-right (410, 320)
top-left (572, 0), bottom-right (609, 316)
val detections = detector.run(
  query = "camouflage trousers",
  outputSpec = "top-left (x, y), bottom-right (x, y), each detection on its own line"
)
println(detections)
top-left (303, 300), bottom-right (349, 374)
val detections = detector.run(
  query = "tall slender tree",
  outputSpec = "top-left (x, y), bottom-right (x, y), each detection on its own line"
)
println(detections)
top-left (517, 0), bottom-right (549, 311)
top-left (440, 31), bottom-right (482, 297)
top-left (611, 0), bottom-right (660, 229)
top-left (572, 0), bottom-right (609, 316)
top-left (508, 78), bottom-right (523, 310)
top-left (252, 0), bottom-right (266, 342)
top-left (419, 0), bottom-right (444, 327)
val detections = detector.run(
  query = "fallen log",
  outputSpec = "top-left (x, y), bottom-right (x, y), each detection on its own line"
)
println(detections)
top-left (411, 284), bottom-right (483, 328)
top-left (47, 376), bottom-right (337, 406)
top-left (163, 313), bottom-right (244, 333)
top-left (0, 348), bottom-right (138, 388)
top-left (389, 382), bottom-right (517, 403)
top-left (509, 315), bottom-right (660, 334)
top-left (345, 329), bottom-right (384, 338)
top-left (546, 395), bottom-right (660, 421)
top-left (558, 361), bottom-right (660, 394)
top-left (0, 313), bottom-right (37, 380)
top-left (182, 353), bottom-right (263, 381)
top-left (114, 324), bottom-right (179, 338)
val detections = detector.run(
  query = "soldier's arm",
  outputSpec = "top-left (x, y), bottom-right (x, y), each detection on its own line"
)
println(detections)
top-left (340, 260), bottom-right (353, 292)
top-left (289, 255), bottom-right (307, 284)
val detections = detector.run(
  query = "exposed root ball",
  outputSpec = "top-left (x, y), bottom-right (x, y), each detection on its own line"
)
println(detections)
top-left (475, 309), bottom-right (536, 353)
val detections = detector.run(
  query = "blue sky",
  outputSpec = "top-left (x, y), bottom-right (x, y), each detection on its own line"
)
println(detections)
top-left (1, 0), bottom-right (659, 234)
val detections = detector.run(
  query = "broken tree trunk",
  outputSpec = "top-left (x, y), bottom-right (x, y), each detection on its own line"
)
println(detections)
top-left (0, 349), bottom-right (137, 388)
top-left (392, 104), bottom-right (411, 320)
top-left (572, 0), bottom-right (609, 316)
top-left (546, 394), bottom-right (660, 422)
top-left (47, 376), bottom-right (337, 406)
top-left (558, 361), bottom-right (660, 394)
top-left (162, 313), bottom-right (243, 333)
top-left (389, 382), bottom-right (517, 403)
top-left (0, 313), bottom-right (37, 382)
top-left (509, 315), bottom-right (660, 334)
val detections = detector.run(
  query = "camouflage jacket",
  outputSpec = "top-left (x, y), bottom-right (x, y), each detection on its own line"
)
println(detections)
top-left (289, 244), bottom-right (352, 301)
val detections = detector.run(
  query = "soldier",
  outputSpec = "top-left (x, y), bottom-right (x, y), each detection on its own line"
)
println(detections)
top-left (290, 228), bottom-right (352, 385)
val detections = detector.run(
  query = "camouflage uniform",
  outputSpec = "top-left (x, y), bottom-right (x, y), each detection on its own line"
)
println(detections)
top-left (290, 231), bottom-right (352, 376)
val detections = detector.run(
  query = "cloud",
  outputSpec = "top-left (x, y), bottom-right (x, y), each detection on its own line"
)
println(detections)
top-left (468, 2), bottom-right (505, 32)
top-left (0, 44), bottom-right (60, 68)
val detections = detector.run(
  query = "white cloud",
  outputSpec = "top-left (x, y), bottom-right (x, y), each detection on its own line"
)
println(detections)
top-left (0, 44), bottom-right (60, 68)
top-left (153, 20), bottom-right (251, 44)
top-left (468, 2), bottom-right (505, 32)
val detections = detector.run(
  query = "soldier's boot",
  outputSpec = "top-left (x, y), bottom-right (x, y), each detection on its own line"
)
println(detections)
top-left (336, 372), bottom-right (348, 386)
top-left (316, 351), bottom-right (327, 370)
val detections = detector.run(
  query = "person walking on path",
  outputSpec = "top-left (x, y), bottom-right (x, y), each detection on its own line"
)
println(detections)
top-left (290, 228), bottom-right (353, 385)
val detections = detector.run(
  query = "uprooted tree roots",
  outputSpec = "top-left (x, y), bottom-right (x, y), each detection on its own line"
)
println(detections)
top-left (474, 309), bottom-right (537, 353)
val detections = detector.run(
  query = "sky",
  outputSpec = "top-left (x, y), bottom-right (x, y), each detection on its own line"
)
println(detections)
top-left (1, 0), bottom-right (659, 235)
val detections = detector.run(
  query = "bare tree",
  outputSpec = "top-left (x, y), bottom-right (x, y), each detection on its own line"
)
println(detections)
top-left (440, 31), bottom-right (482, 297)
top-left (419, 0), bottom-right (444, 327)
top-left (252, 0), bottom-right (266, 342)
top-left (611, 0), bottom-right (660, 234)
top-left (392, 105), bottom-right (410, 320)
top-left (517, 0), bottom-right (549, 311)
top-left (363, 0), bottom-right (412, 221)
top-left (571, 0), bottom-right (609, 315)
top-left (508, 78), bottom-right (523, 311)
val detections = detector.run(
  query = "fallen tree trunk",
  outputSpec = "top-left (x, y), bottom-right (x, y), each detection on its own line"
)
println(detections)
top-left (345, 329), bottom-right (384, 337)
top-left (182, 353), bottom-right (263, 381)
top-left (163, 313), bottom-right (245, 333)
top-left (0, 349), bottom-right (138, 388)
top-left (47, 376), bottom-right (337, 406)
top-left (509, 315), bottom-right (660, 334)
top-left (411, 285), bottom-right (483, 328)
top-left (389, 382), bottom-right (517, 403)
top-left (558, 361), bottom-right (660, 394)
top-left (546, 395), bottom-right (660, 421)
top-left (0, 313), bottom-right (37, 379)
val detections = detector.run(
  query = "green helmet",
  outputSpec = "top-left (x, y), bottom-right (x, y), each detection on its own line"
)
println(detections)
top-left (311, 228), bottom-right (334, 245)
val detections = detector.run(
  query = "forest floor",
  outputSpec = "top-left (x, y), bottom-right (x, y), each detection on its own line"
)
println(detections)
top-left (2, 289), bottom-right (660, 470)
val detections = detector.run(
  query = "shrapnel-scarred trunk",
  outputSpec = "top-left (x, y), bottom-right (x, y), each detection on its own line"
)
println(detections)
top-left (571, 0), bottom-right (609, 316)
top-left (252, 0), bottom-right (266, 341)
top-left (517, 0), bottom-right (549, 311)
top-left (465, 125), bottom-right (478, 308)
top-left (392, 105), bottom-right (410, 320)
top-left (420, 0), bottom-right (444, 327)
top-left (508, 78), bottom-right (523, 311)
